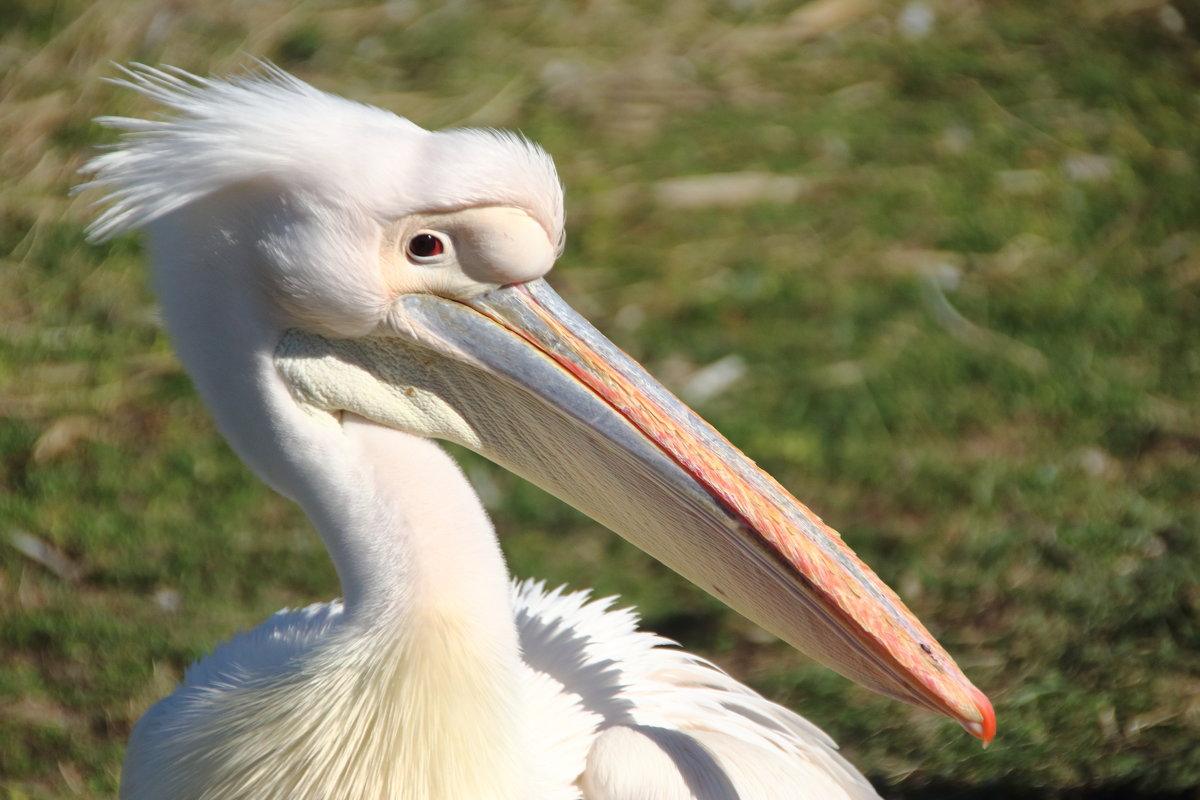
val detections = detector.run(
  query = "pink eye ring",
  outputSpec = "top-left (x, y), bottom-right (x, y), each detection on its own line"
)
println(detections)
top-left (407, 233), bottom-right (445, 259)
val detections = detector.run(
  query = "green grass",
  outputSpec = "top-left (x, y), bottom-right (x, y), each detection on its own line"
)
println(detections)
top-left (3, 0), bottom-right (1198, 797)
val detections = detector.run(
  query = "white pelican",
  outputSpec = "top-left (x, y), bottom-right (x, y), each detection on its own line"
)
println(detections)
top-left (82, 65), bottom-right (994, 800)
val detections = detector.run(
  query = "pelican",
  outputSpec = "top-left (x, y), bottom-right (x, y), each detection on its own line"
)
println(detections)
top-left (81, 65), bottom-right (993, 800)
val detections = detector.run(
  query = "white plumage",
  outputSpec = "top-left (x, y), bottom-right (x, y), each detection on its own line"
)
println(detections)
top-left (133, 579), bottom-right (876, 799)
top-left (83, 65), bottom-right (992, 800)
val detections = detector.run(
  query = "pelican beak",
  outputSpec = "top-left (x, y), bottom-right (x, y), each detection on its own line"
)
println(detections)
top-left (276, 278), bottom-right (995, 743)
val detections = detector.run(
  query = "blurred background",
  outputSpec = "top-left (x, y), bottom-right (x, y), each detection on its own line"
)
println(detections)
top-left (2, 0), bottom-right (1197, 797)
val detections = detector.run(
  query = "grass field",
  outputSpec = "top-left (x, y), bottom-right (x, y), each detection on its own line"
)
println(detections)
top-left (2, 0), bottom-right (1198, 797)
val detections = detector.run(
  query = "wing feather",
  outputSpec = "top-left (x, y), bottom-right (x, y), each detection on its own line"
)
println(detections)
top-left (512, 580), bottom-right (880, 800)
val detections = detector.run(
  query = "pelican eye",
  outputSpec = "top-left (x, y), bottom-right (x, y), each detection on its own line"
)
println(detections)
top-left (407, 233), bottom-right (445, 259)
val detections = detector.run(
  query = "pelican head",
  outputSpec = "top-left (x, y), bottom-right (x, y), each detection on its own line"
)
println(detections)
top-left (84, 65), bottom-right (993, 752)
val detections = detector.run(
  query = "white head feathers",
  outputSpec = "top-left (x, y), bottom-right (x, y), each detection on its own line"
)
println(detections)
top-left (81, 64), bottom-right (565, 252)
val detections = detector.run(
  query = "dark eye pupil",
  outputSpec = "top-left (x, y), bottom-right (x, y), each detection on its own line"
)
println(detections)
top-left (408, 233), bottom-right (444, 258)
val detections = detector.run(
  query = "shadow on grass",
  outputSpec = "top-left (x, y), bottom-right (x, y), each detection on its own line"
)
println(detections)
top-left (880, 778), bottom-right (1199, 799)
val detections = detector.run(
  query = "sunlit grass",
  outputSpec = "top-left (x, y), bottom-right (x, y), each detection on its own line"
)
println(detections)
top-left (2, 0), bottom-right (1198, 797)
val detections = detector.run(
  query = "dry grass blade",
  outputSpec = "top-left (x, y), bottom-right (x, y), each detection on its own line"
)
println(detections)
top-left (9, 531), bottom-right (80, 582)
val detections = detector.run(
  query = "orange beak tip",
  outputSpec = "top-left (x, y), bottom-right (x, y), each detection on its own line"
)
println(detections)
top-left (964, 691), bottom-right (997, 746)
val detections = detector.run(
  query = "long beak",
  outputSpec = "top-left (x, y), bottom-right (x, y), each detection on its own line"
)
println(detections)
top-left (276, 278), bottom-right (995, 743)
